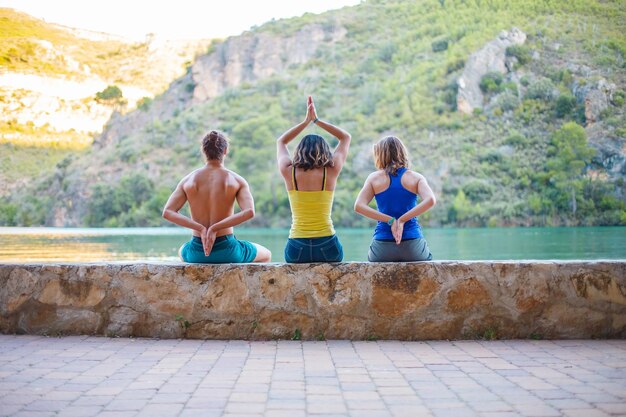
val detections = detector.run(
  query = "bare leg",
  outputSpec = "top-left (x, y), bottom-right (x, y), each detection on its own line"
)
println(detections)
top-left (252, 243), bottom-right (272, 262)
top-left (178, 244), bottom-right (185, 262)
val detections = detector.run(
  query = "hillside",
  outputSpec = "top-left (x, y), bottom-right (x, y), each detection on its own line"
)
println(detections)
top-left (1, 0), bottom-right (625, 228)
top-left (0, 8), bottom-right (210, 196)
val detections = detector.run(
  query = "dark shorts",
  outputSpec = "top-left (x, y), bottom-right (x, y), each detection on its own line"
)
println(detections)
top-left (180, 235), bottom-right (257, 264)
top-left (284, 235), bottom-right (343, 263)
top-left (368, 238), bottom-right (432, 262)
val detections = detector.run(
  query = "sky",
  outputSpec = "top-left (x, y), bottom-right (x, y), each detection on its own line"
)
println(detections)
top-left (0, 0), bottom-right (361, 41)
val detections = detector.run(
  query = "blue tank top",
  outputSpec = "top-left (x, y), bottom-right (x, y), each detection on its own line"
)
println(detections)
top-left (373, 167), bottom-right (423, 241)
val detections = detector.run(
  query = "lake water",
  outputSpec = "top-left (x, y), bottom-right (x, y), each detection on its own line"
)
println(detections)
top-left (0, 227), bottom-right (624, 263)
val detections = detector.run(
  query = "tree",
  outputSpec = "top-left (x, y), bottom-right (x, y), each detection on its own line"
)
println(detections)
top-left (547, 122), bottom-right (596, 217)
top-left (96, 85), bottom-right (123, 102)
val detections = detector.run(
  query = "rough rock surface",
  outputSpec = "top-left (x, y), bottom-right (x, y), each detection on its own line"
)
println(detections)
top-left (192, 24), bottom-right (347, 102)
top-left (1, 261), bottom-right (624, 340)
top-left (572, 79), bottom-right (617, 125)
top-left (457, 28), bottom-right (526, 114)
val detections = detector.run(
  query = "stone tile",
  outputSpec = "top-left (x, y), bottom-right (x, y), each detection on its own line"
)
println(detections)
top-left (104, 399), bottom-right (148, 411)
top-left (179, 411), bottom-right (222, 417)
top-left (23, 400), bottom-right (70, 412)
top-left (56, 406), bottom-right (102, 417)
top-left (306, 402), bottom-right (348, 414)
top-left (149, 392), bottom-right (191, 404)
top-left (1, 337), bottom-right (626, 417)
top-left (96, 412), bottom-right (138, 417)
top-left (135, 403), bottom-right (183, 417)
top-left (264, 410), bottom-right (307, 417)
top-left (224, 402), bottom-right (265, 413)
top-left (595, 402), bottom-right (626, 414)
top-left (563, 410), bottom-right (611, 417)
top-left (346, 399), bottom-right (387, 410)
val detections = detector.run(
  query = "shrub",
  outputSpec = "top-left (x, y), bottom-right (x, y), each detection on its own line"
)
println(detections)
top-left (506, 45), bottom-right (531, 65)
top-left (432, 39), bottom-right (449, 53)
top-left (555, 94), bottom-right (576, 118)
top-left (504, 132), bottom-right (527, 147)
top-left (525, 78), bottom-right (556, 101)
top-left (501, 81), bottom-right (518, 96)
top-left (463, 181), bottom-right (494, 201)
top-left (96, 85), bottom-right (123, 101)
top-left (479, 72), bottom-right (503, 94)
top-left (377, 42), bottom-right (397, 63)
top-left (137, 97), bottom-right (153, 111)
top-left (496, 90), bottom-right (520, 112)
top-left (612, 90), bottom-right (625, 107)
top-left (446, 58), bottom-right (465, 74)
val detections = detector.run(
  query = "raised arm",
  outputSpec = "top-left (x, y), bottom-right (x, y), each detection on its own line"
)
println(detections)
top-left (354, 175), bottom-right (395, 223)
top-left (392, 174), bottom-right (437, 244)
top-left (202, 176), bottom-right (256, 255)
top-left (277, 96), bottom-right (318, 171)
top-left (277, 119), bottom-right (307, 171)
top-left (315, 117), bottom-right (351, 170)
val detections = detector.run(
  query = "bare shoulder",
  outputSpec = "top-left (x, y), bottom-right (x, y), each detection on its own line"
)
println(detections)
top-left (407, 170), bottom-right (427, 182)
top-left (225, 168), bottom-right (249, 188)
top-left (368, 170), bottom-right (388, 184)
top-left (180, 168), bottom-right (202, 187)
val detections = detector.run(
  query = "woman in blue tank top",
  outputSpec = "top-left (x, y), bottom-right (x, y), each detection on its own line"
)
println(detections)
top-left (354, 136), bottom-right (437, 262)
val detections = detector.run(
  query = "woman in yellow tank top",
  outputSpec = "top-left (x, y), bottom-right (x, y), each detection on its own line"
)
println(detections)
top-left (276, 96), bottom-right (351, 263)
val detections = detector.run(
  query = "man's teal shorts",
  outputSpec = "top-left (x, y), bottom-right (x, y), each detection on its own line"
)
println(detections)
top-left (180, 235), bottom-right (257, 263)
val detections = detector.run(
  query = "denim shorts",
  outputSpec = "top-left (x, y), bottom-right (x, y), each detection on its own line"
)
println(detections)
top-left (368, 238), bottom-right (432, 262)
top-left (284, 235), bottom-right (343, 263)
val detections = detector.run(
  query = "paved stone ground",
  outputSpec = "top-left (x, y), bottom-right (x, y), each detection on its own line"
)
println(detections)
top-left (0, 336), bottom-right (625, 417)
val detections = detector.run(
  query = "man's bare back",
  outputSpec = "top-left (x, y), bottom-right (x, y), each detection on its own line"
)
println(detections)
top-left (162, 130), bottom-right (271, 263)
top-left (182, 165), bottom-right (245, 238)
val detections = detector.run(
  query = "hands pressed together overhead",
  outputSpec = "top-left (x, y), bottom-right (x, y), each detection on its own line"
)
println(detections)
top-left (305, 95), bottom-right (318, 123)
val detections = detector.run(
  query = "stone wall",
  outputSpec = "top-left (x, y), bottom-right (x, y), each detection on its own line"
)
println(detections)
top-left (1, 262), bottom-right (624, 340)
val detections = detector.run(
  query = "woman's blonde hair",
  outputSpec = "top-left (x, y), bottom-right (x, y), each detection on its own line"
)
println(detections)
top-left (373, 136), bottom-right (410, 175)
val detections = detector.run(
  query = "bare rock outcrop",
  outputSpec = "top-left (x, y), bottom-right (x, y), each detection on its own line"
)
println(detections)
top-left (192, 24), bottom-right (347, 102)
top-left (457, 28), bottom-right (526, 114)
top-left (573, 79), bottom-right (617, 126)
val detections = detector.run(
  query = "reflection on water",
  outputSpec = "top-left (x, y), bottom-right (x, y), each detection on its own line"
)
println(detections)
top-left (0, 227), bottom-right (625, 263)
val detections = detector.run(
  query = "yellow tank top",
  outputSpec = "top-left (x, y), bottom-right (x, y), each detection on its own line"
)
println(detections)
top-left (287, 166), bottom-right (336, 238)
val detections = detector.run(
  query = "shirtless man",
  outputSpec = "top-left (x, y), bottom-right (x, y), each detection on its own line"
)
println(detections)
top-left (162, 130), bottom-right (271, 263)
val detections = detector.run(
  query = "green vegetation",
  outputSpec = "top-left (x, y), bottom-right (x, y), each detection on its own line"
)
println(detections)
top-left (85, 173), bottom-right (171, 227)
top-left (480, 72), bottom-right (504, 94)
top-left (291, 328), bottom-right (302, 341)
top-left (2, 0), bottom-right (625, 227)
top-left (95, 85), bottom-right (123, 102)
top-left (0, 8), bottom-right (203, 92)
top-left (506, 44), bottom-right (531, 65)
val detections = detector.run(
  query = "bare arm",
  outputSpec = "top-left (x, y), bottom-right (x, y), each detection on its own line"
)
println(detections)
top-left (162, 180), bottom-right (205, 234)
top-left (277, 119), bottom-right (308, 171)
top-left (277, 96), bottom-right (318, 171)
top-left (392, 175), bottom-right (437, 244)
top-left (398, 176), bottom-right (437, 222)
top-left (354, 176), bottom-right (394, 223)
top-left (202, 178), bottom-right (256, 255)
top-left (315, 118), bottom-right (351, 170)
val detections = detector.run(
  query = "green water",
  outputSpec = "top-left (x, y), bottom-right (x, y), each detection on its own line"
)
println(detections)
top-left (0, 227), bottom-right (624, 263)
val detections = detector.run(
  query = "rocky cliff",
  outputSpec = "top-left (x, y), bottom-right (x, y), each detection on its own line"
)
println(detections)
top-left (192, 24), bottom-right (347, 102)
top-left (457, 27), bottom-right (527, 114)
